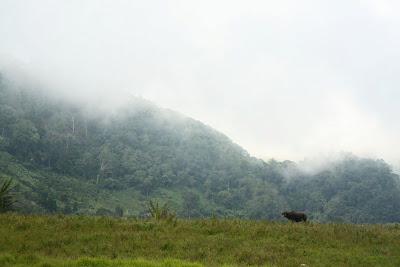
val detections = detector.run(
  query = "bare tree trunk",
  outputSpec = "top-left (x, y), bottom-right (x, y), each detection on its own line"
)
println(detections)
top-left (97, 159), bottom-right (108, 184)
top-left (72, 116), bottom-right (75, 134)
top-left (84, 119), bottom-right (88, 138)
top-left (65, 138), bottom-right (69, 152)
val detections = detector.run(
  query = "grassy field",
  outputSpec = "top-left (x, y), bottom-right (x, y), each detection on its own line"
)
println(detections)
top-left (0, 214), bottom-right (400, 266)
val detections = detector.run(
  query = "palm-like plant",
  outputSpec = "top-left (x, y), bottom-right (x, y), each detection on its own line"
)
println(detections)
top-left (148, 200), bottom-right (177, 224)
top-left (0, 178), bottom-right (14, 213)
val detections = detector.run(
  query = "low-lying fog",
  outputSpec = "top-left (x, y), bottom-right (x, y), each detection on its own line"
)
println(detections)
top-left (1, 0), bottom-right (400, 169)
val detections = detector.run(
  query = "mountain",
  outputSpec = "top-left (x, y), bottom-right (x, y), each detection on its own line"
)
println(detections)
top-left (284, 157), bottom-right (400, 223)
top-left (1, 73), bottom-right (400, 223)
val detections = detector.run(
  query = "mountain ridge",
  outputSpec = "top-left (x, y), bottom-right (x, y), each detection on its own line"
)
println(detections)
top-left (1, 73), bottom-right (400, 223)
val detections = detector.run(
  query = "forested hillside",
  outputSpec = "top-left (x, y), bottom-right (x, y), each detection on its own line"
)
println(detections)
top-left (1, 73), bottom-right (400, 223)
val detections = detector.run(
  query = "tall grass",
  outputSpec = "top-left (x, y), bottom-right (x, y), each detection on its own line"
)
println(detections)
top-left (1, 214), bottom-right (399, 266)
top-left (0, 254), bottom-right (204, 267)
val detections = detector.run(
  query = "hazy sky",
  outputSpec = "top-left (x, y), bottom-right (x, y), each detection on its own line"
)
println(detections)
top-left (1, 0), bottom-right (400, 165)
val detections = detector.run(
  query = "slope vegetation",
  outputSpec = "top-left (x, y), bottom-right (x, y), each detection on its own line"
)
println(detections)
top-left (1, 73), bottom-right (400, 222)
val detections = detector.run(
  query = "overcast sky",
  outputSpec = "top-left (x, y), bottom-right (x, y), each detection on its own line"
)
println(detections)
top-left (1, 0), bottom-right (400, 165)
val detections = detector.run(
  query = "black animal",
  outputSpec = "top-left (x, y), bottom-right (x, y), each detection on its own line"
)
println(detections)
top-left (282, 211), bottom-right (307, 222)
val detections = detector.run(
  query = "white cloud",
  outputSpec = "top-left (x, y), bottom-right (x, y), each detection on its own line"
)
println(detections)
top-left (1, 0), bottom-right (400, 165)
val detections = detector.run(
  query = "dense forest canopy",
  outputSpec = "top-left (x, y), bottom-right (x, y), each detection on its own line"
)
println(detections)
top-left (1, 73), bottom-right (400, 223)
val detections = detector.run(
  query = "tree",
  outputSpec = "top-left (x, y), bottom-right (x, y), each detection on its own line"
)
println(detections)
top-left (115, 205), bottom-right (124, 217)
top-left (247, 186), bottom-right (288, 220)
top-left (10, 119), bottom-right (40, 160)
top-left (97, 145), bottom-right (117, 184)
top-left (38, 191), bottom-right (58, 213)
top-left (182, 190), bottom-right (201, 218)
top-left (148, 199), bottom-right (176, 224)
top-left (0, 104), bottom-right (17, 137)
top-left (0, 177), bottom-right (14, 213)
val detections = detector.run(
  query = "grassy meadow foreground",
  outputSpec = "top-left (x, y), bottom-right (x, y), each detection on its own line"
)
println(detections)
top-left (1, 215), bottom-right (400, 267)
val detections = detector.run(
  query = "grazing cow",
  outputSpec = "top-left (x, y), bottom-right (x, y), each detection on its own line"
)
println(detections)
top-left (282, 211), bottom-right (307, 222)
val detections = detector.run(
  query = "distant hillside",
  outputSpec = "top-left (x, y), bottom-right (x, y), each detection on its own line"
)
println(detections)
top-left (1, 73), bottom-right (400, 223)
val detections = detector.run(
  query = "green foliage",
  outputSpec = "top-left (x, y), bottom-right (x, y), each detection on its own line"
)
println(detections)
top-left (148, 200), bottom-right (177, 225)
top-left (182, 190), bottom-right (202, 218)
top-left (0, 74), bottom-right (288, 219)
top-left (114, 206), bottom-right (124, 217)
top-left (1, 214), bottom-right (400, 266)
top-left (1, 72), bottom-right (400, 223)
top-left (284, 156), bottom-right (400, 223)
top-left (0, 177), bottom-right (14, 212)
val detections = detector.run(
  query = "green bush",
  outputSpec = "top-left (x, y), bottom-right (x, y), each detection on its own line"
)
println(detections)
top-left (148, 200), bottom-right (177, 225)
top-left (0, 177), bottom-right (14, 212)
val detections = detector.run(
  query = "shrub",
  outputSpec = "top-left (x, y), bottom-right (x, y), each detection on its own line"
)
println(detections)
top-left (147, 200), bottom-right (177, 225)
top-left (0, 177), bottom-right (14, 212)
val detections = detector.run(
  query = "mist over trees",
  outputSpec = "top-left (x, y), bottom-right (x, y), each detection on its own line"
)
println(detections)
top-left (1, 73), bottom-right (400, 223)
